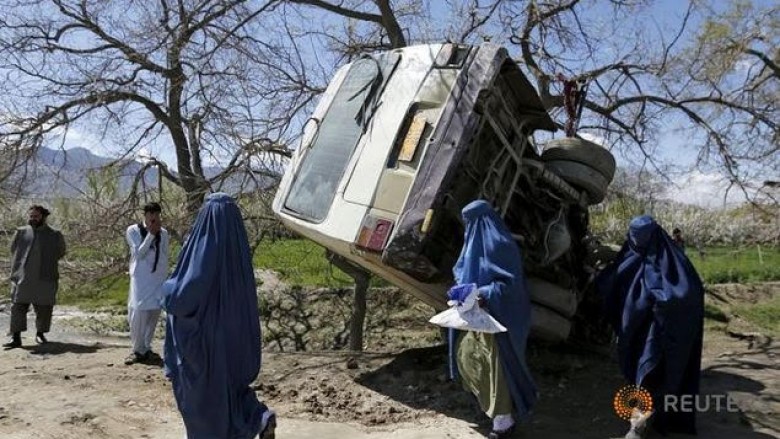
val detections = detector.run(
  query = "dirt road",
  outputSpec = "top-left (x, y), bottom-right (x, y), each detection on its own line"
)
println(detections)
top-left (0, 284), bottom-right (778, 439)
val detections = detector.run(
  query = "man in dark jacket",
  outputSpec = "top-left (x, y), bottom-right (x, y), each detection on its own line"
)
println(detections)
top-left (4, 205), bottom-right (67, 349)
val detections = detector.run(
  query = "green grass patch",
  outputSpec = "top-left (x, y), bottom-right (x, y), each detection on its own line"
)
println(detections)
top-left (57, 238), bottom-right (392, 310)
top-left (733, 295), bottom-right (780, 336)
top-left (67, 245), bottom-right (122, 261)
top-left (688, 246), bottom-right (780, 284)
top-left (59, 272), bottom-right (129, 311)
top-left (703, 302), bottom-right (729, 323)
top-left (253, 241), bottom-right (780, 288)
top-left (254, 238), bottom-right (388, 288)
top-left (56, 239), bottom-right (778, 312)
top-left (0, 234), bottom-right (12, 258)
top-left (254, 239), bottom-right (351, 288)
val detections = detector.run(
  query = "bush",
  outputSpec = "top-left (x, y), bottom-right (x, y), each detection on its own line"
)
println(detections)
top-left (58, 271), bottom-right (129, 310)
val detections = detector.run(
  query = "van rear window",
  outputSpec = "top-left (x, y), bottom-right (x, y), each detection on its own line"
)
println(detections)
top-left (284, 54), bottom-right (399, 221)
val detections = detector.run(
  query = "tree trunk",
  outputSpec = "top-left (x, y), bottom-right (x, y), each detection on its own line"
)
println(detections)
top-left (375, 0), bottom-right (406, 48)
top-left (326, 250), bottom-right (371, 351)
top-left (350, 273), bottom-right (369, 351)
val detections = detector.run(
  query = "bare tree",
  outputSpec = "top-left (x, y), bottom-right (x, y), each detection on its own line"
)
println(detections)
top-left (499, 0), bottom-right (778, 192)
top-left (2, 0), bottom-right (775, 207)
top-left (288, 0), bottom-right (407, 50)
top-left (7, 1), bottom-right (771, 207)
top-left (0, 0), bottom-right (316, 214)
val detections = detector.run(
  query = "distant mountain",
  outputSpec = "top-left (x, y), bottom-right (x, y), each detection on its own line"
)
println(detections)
top-left (13, 146), bottom-right (277, 198)
top-left (36, 146), bottom-right (112, 169)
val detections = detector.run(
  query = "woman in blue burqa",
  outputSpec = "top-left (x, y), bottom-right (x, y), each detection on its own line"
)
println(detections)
top-left (597, 215), bottom-right (704, 438)
top-left (163, 193), bottom-right (276, 439)
top-left (447, 200), bottom-right (537, 439)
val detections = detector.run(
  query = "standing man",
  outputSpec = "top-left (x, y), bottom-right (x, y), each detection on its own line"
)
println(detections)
top-left (672, 228), bottom-right (686, 252)
top-left (4, 205), bottom-right (67, 349)
top-left (125, 202), bottom-right (169, 365)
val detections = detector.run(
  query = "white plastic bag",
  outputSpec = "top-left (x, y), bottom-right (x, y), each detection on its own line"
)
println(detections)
top-left (429, 286), bottom-right (507, 333)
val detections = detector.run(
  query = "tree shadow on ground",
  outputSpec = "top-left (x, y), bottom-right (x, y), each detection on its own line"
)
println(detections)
top-left (697, 366), bottom-right (778, 437)
top-left (355, 343), bottom-right (629, 437)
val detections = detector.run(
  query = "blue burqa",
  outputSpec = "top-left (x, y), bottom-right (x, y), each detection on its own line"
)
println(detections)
top-left (597, 215), bottom-right (704, 434)
top-left (448, 200), bottom-right (537, 418)
top-left (163, 193), bottom-right (270, 439)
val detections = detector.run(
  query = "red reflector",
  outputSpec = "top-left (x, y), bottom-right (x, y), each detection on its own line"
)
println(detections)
top-left (356, 216), bottom-right (394, 252)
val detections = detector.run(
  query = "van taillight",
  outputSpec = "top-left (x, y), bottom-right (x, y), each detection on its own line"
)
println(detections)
top-left (356, 215), bottom-right (394, 252)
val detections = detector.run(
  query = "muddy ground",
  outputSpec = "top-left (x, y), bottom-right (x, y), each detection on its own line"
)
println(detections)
top-left (0, 283), bottom-right (777, 439)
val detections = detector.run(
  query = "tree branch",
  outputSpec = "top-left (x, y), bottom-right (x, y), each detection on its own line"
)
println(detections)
top-left (288, 0), bottom-right (383, 23)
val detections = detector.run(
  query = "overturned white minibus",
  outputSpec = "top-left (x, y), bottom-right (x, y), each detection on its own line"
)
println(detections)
top-left (273, 43), bottom-right (615, 342)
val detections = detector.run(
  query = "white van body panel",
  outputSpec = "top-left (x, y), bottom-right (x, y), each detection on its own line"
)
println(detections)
top-left (343, 45), bottom-right (442, 206)
top-left (274, 45), bottom-right (445, 248)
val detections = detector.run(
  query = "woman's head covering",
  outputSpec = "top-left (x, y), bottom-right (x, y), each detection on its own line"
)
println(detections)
top-left (454, 200), bottom-right (523, 289)
top-left (163, 193), bottom-right (269, 438)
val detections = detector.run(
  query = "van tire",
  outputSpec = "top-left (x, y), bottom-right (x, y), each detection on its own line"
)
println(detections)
top-left (527, 277), bottom-right (578, 318)
top-left (531, 304), bottom-right (572, 343)
top-left (544, 160), bottom-right (609, 204)
top-left (542, 138), bottom-right (616, 181)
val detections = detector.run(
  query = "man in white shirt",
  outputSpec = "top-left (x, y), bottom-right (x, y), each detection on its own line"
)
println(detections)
top-left (125, 202), bottom-right (169, 365)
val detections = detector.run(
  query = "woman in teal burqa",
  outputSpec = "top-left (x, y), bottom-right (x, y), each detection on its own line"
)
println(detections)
top-left (163, 193), bottom-right (275, 439)
top-left (448, 200), bottom-right (537, 439)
